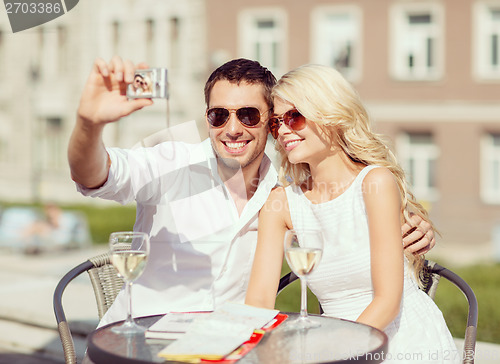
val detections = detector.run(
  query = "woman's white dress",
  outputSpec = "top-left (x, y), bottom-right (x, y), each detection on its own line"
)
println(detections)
top-left (284, 165), bottom-right (460, 363)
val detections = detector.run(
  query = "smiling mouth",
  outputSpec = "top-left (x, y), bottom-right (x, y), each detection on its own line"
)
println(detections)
top-left (284, 140), bottom-right (301, 148)
top-left (223, 140), bottom-right (249, 151)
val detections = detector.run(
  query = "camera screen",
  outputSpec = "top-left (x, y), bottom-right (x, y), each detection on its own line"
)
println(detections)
top-left (129, 71), bottom-right (154, 98)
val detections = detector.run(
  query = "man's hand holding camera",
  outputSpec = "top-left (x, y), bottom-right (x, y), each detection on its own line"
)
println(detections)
top-left (402, 213), bottom-right (436, 255)
top-left (69, 56), bottom-right (154, 189)
top-left (77, 56), bottom-right (154, 126)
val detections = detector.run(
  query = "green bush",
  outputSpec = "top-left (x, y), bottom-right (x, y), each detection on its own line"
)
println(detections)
top-left (64, 203), bottom-right (136, 244)
top-left (434, 263), bottom-right (500, 344)
top-left (275, 265), bottom-right (321, 314)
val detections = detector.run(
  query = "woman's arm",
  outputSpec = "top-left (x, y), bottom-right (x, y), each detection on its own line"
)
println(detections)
top-left (356, 167), bottom-right (404, 330)
top-left (245, 187), bottom-right (290, 308)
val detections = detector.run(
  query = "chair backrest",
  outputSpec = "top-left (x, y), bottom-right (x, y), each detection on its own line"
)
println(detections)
top-left (277, 271), bottom-right (298, 296)
top-left (278, 259), bottom-right (478, 364)
top-left (53, 251), bottom-right (124, 364)
top-left (419, 260), bottom-right (441, 299)
top-left (87, 252), bottom-right (125, 320)
top-left (421, 260), bottom-right (478, 364)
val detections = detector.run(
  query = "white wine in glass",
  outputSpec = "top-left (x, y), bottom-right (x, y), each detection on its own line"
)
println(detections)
top-left (109, 231), bottom-right (150, 335)
top-left (284, 229), bottom-right (323, 329)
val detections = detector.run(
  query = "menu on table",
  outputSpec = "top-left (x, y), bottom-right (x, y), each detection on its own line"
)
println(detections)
top-left (152, 302), bottom-right (284, 362)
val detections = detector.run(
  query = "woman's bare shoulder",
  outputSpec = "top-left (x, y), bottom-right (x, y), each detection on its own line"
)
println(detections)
top-left (362, 167), bottom-right (397, 191)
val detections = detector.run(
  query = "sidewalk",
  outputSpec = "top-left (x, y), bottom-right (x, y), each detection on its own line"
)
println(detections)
top-left (0, 247), bottom-right (106, 363)
top-left (0, 242), bottom-right (499, 363)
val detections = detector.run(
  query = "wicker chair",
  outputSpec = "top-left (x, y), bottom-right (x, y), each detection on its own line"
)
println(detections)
top-left (53, 251), bottom-right (123, 364)
top-left (277, 259), bottom-right (478, 364)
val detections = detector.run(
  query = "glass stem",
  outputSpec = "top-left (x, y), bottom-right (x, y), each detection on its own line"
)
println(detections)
top-left (125, 281), bottom-right (133, 324)
top-left (300, 277), bottom-right (308, 319)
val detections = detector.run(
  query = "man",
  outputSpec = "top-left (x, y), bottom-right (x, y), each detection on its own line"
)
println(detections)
top-left (68, 56), bottom-right (434, 326)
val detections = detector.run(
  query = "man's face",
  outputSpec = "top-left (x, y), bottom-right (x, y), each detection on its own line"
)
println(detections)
top-left (134, 76), bottom-right (145, 89)
top-left (207, 80), bottom-right (270, 172)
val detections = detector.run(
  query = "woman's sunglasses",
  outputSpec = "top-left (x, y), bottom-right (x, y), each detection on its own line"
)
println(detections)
top-left (268, 109), bottom-right (306, 139)
top-left (206, 107), bottom-right (269, 128)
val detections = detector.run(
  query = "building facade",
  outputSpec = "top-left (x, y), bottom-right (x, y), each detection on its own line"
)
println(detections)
top-left (0, 0), bottom-right (207, 204)
top-left (206, 0), bottom-right (500, 246)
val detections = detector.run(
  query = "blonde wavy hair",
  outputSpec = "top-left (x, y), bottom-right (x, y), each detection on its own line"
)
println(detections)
top-left (272, 64), bottom-right (431, 280)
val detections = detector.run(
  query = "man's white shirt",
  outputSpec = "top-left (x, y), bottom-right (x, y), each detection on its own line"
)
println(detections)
top-left (77, 139), bottom-right (278, 326)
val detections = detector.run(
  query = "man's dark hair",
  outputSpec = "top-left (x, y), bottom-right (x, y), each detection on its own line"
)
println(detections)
top-left (204, 58), bottom-right (276, 110)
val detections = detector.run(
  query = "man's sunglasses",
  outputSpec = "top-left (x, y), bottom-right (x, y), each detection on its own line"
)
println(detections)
top-left (268, 109), bottom-right (306, 139)
top-left (206, 107), bottom-right (269, 128)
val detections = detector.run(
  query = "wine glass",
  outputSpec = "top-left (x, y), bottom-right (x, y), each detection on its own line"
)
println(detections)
top-left (284, 229), bottom-right (324, 329)
top-left (109, 231), bottom-right (150, 335)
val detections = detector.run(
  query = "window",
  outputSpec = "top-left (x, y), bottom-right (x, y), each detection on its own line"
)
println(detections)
top-left (0, 29), bottom-right (4, 70)
top-left (111, 21), bottom-right (121, 56)
top-left (169, 17), bottom-right (181, 69)
top-left (41, 117), bottom-right (64, 170)
top-left (238, 8), bottom-right (287, 77)
top-left (0, 114), bottom-right (11, 164)
top-left (0, 131), bottom-right (8, 164)
top-left (0, 138), bottom-right (6, 164)
top-left (390, 3), bottom-right (444, 80)
top-left (473, 2), bottom-right (500, 79)
top-left (145, 19), bottom-right (155, 64)
top-left (57, 25), bottom-right (67, 72)
top-left (39, 25), bottom-right (60, 78)
top-left (31, 26), bottom-right (44, 79)
top-left (397, 132), bottom-right (439, 201)
top-left (311, 6), bottom-right (362, 82)
top-left (481, 133), bottom-right (500, 203)
top-left (0, 28), bottom-right (8, 78)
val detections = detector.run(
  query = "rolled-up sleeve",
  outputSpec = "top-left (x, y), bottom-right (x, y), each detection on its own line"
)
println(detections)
top-left (76, 148), bottom-right (136, 205)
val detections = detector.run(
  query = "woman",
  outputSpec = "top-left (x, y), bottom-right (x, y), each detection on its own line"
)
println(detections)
top-left (245, 64), bottom-right (458, 363)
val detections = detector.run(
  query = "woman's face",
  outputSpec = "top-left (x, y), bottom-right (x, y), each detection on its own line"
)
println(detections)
top-left (273, 98), bottom-right (333, 166)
